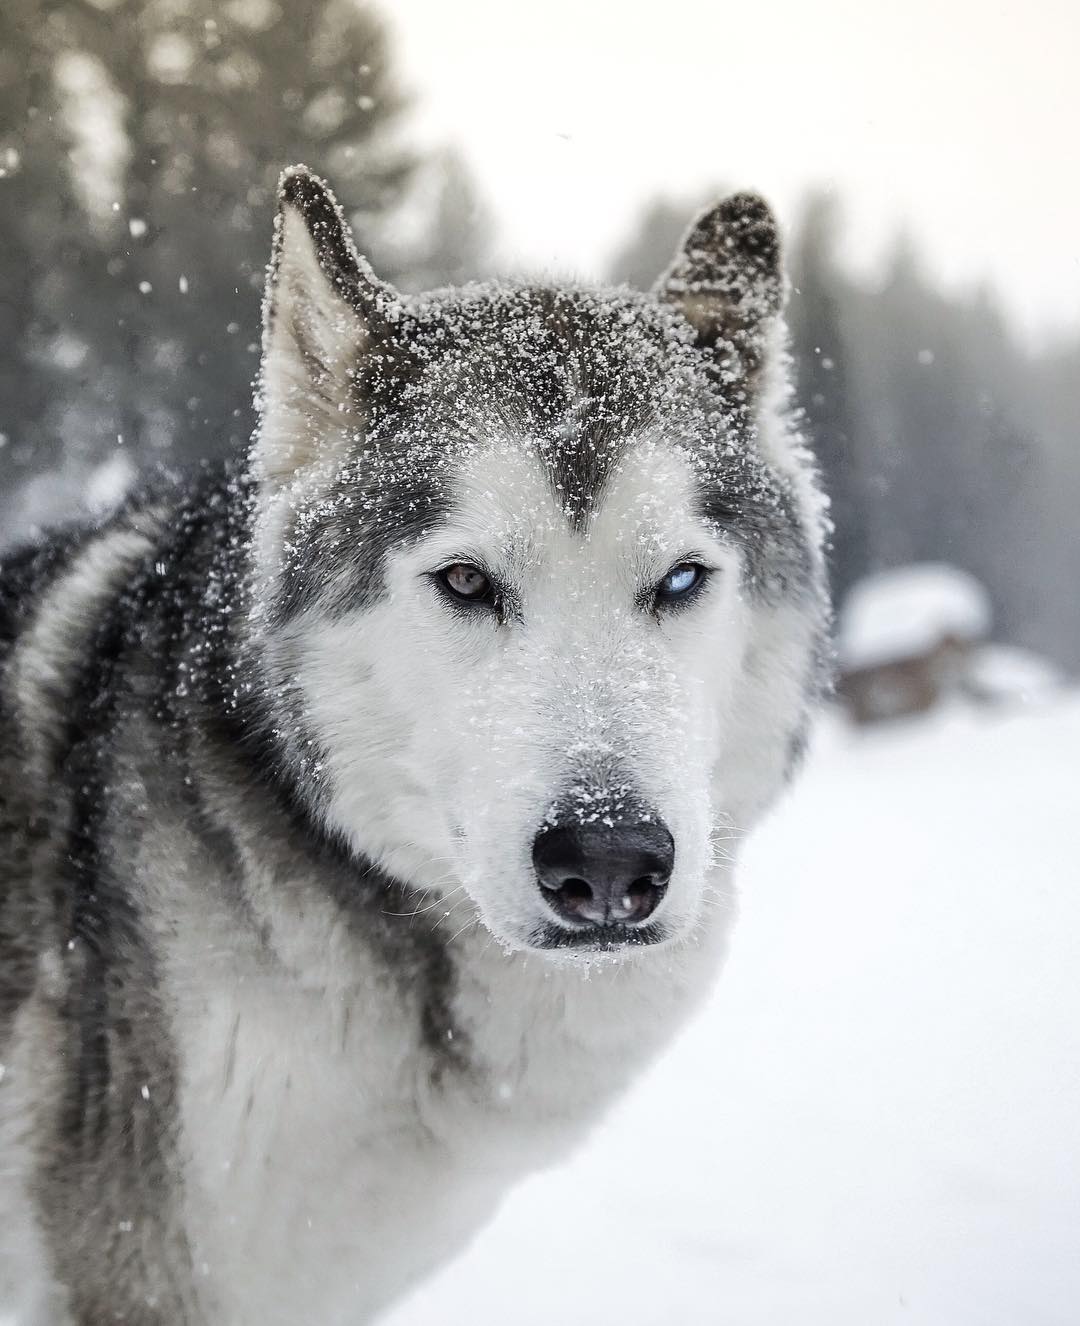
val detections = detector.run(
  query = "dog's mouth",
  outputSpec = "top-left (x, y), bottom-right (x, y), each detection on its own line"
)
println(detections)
top-left (526, 919), bottom-right (670, 955)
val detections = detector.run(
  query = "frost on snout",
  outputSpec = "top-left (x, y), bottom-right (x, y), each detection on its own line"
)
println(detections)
top-left (441, 613), bottom-right (717, 957)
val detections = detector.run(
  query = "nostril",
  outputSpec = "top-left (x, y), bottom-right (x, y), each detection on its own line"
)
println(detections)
top-left (618, 876), bottom-right (664, 923)
top-left (543, 877), bottom-right (600, 923)
top-left (540, 876), bottom-right (589, 897)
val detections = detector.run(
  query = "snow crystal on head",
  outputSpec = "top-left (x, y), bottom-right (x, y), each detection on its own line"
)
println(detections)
top-left (252, 166), bottom-right (825, 626)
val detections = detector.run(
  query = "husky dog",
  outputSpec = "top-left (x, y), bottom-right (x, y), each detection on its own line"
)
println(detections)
top-left (0, 167), bottom-right (828, 1325)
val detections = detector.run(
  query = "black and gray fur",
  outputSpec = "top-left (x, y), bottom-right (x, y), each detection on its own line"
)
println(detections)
top-left (0, 167), bottom-right (829, 1325)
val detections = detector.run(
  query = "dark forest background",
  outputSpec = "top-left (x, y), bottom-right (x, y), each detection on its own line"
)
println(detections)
top-left (2, 0), bottom-right (1078, 669)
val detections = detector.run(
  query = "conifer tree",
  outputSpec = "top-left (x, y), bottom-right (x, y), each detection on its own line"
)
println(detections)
top-left (44, 0), bottom-right (413, 465)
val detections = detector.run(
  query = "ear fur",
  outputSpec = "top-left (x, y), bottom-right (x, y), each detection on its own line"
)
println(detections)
top-left (657, 193), bottom-right (784, 383)
top-left (254, 165), bottom-right (397, 489)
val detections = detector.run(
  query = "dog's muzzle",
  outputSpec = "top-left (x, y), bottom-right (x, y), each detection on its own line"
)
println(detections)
top-left (532, 818), bottom-right (674, 942)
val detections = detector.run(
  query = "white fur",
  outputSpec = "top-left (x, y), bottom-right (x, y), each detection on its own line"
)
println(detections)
top-left (293, 438), bottom-right (756, 949)
top-left (155, 826), bottom-right (731, 1325)
top-left (7, 524), bottom-right (154, 782)
top-left (151, 430), bottom-right (797, 1324)
top-left (0, 986), bottom-right (73, 1326)
top-left (134, 429), bottom-right (817, 1323)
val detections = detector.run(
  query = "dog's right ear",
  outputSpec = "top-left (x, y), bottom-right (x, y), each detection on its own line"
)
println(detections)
top-left (254, 165), bottom-right (398, 490)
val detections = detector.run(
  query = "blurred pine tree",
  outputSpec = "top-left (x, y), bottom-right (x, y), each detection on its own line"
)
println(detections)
top-left (1, 0), bottom-right (418, 523)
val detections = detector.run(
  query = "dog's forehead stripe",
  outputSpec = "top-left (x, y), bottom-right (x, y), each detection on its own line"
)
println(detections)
top-left (408, 286), bottom-right (666, 532)
top-left (268, 281), bottom-right (809, 621)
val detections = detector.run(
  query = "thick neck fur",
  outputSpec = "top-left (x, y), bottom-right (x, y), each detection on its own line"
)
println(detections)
top-left (116, 542), bottom-right (729, 1324)
top-left (96, 462), bottom-right (731, 1101)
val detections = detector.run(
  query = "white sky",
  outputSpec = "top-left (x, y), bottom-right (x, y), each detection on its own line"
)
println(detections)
top-left (385, 0), bottom-right (1080, 344)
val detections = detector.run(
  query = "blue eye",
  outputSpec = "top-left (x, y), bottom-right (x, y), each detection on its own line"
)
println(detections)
top-left (656, 562), bottom-right (707, 604)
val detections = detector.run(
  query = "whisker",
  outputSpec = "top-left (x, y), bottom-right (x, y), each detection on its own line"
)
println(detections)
top-left (381, 882), bottom-right (466, 919)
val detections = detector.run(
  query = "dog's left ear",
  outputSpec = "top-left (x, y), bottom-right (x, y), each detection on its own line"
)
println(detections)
top-left (656, 194), bottom-right (784, 383)
top-left (255, 165), bottom-right (399, 490)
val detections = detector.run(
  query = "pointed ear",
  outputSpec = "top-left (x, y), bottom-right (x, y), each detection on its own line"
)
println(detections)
top-left (254, 165), bottom-right (396, 489)
top-left (657, 193), bottom-right (784, 382)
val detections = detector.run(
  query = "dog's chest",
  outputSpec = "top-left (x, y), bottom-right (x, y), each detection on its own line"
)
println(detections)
top-left (172, 946), bottom-right (684, 1326)
top-left (175, 981), bottom-right (455, 1324)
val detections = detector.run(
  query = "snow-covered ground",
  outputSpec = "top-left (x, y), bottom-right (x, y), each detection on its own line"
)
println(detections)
top-left (386, 695), bottom-right (1080, 1326)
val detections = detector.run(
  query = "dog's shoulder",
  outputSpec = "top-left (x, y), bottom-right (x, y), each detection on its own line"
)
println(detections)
top-left (1, 462), bottom-right (243, 694)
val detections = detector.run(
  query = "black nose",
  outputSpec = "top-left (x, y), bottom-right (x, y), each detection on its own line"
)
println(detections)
top-left (532, 820), bottom-right (674, 929)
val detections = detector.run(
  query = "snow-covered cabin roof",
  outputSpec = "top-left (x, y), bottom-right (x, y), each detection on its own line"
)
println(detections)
top-left (966, 643), bottom-right (1064, 704)
top-left (838, 563), bottom-right (992, 672)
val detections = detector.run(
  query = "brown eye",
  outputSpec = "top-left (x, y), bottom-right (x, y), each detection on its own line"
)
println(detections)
top-left (438, 563), bottom-right (492, 601)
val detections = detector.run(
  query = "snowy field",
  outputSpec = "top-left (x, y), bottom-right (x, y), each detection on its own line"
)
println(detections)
top-left (386, 696), bottom-right (1080, 1326)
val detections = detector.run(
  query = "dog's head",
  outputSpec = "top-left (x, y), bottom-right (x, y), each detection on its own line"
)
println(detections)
top-left (249, 166), bottom-right (828, 958)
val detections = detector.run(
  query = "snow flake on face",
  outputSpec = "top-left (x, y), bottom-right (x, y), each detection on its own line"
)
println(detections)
top-left (238, 168), bottom-right (829, 932)
top-left (255, 244), bottom-right (811, 625)
top-left (253, 167), bottom-right (816, 585)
